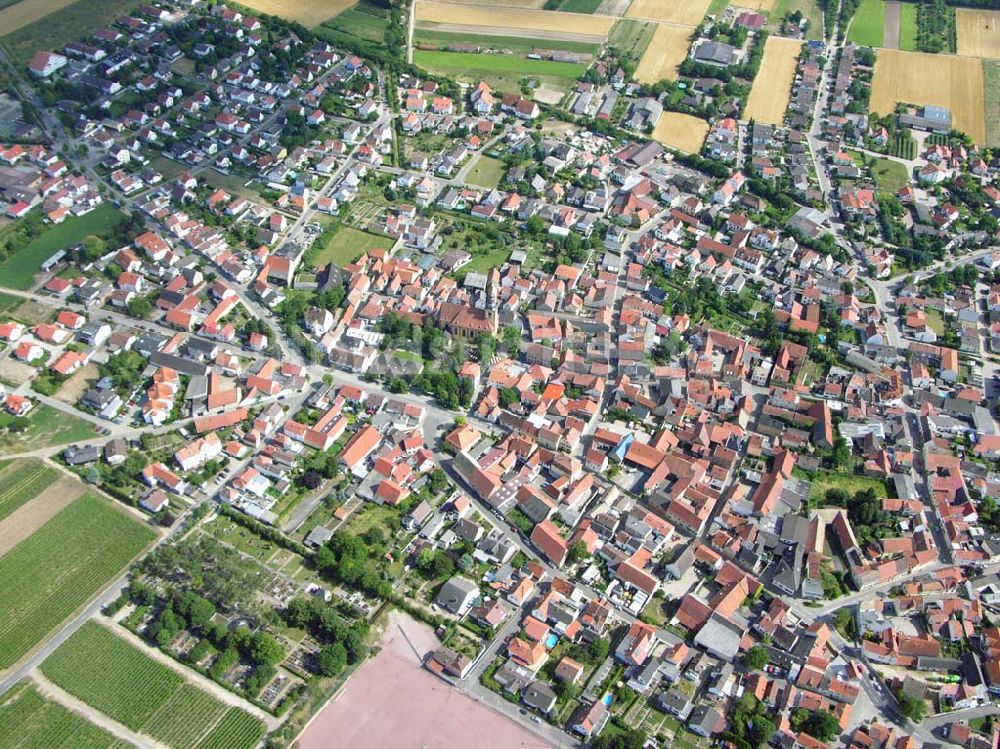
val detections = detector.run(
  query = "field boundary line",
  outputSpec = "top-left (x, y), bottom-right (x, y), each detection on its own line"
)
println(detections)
top-left (31, 670), bottom-right (165, 749)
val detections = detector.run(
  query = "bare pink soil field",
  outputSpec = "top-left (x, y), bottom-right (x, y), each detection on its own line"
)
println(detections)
top-left (297, 612), bottom-right (553, 749)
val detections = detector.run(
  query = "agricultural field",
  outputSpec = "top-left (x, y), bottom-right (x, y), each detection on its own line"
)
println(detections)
top-left (0, 494), bottom-right (156, 670)
top-left (552, 0), bottom-right (603, 11)
top-left (650, 112), bottom-right (709, 153)
top-left (744, 36), bottom-right (804, 125)
top-left (0, 0), bottom-right (142, 65)
top-left (413, 28), bottom-right (601, 54)
top-left (413, 49), bottom-right (587, 87)
top-left (0, 0), bottom-right (77, 35)
top-left (633, 23), bottom-right (695, 83)
top-left (236, 0), bottom-right (354, 27)
top-left (311, 226), bottom-right (394, 269)
top-left (319, 2), bottom-right (389, 42)
top-left (464, 156), bottom-right (507, 189)
top-left (0, 204), bottom-right (126, 290)
top-left (414, 0), bottom-right (615, 38)
top-left (0, 292), bottom-right (20, 314)
top-left (607, 18), bottom-right (657, 65)
top-left (956, 8), bottom-right (1000, 59)
top-left (0, 682), bottom-right (133, 749)
top-left (41, 622), bottom-right (265, 749)
top-left (846, 0), bottom-right (885, 47)
top-left (898, 2), bottom-right (918, 50)
top-left (441, 0), bottom-right (546, 5)
top-left (626, 0), bottom-right (710, 25)
top-left (870, 49), bottom-right (986, 143)
top-left (985, 60), bottom-right (1000, 146)
top-left (0, 402), bottom-right (99, 453)
top-left (0, 459), bottom-right (59, 524)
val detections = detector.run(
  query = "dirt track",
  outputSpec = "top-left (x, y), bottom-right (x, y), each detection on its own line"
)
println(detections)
top-left (883, 1), bottom-right (901, 49)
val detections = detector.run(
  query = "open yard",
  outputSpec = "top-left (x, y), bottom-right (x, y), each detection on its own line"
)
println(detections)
top-left (869, 156), bottom-right (910, 197)
top-left (957, 8), bottom-right (1000, 59)
top-left (633, 23), bottom-right (695, 82)
top-left (0, 0), bottom-right (142, 65)
top-left (806, 471), bottom-right (889, 504)
top-left (41, 621), bottom-right (264, 749)
top-left (870, 49), bottom-right (986, 143)
top-left (651, 112), bottom-right (709, 153)
top-left (771, 0), bottom-right (824, 39)
top-left (0, 402), bottom-right (100, 453)
top-left (413, 49), bottom-right (587, 86)
top-left (846, 0), bottom-right (885, 47)
top-left (744, 36), bottom-right (803, 125)
top-left (464, 155), bottom-right (507, 189)
top-left (0, 682), bottom-right (131, 749)
top-left (415, 0), bottom-right (614, 38)
top-left (626, 0), bottom-right (710, 25)
top-left (312, 226), bottom-right (394, 269)
top-left (0, 494), bottom-right (155, 670)
top-left (236, 0), bottom-right (355, 27)
top-left (0, 204), bottom-right (125, 290)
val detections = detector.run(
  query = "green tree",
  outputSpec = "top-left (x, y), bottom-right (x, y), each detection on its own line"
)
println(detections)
top-left (744, 645), bottom-right (769, 671)
top-left (567, 539), bottom-right (590, 565)
top-left (898, 692), bottom-right (926, 722)
top-left (250, 632), bottom-right (285, 667)
top-left (317, 642), bottom-right (347, 677)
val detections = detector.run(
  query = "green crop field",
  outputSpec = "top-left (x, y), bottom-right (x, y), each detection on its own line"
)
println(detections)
top-left (0, 403), bottom-right (100, 454)
top-left (0, 459), bottom-right (57, 522)
top-left (413, 29), bottom-right (600, 55)
top-left (846, 0), bottom-right (885, 47)
top-left (413, 49), bottom-right (587, 83)
top-left (41, 622), bottom-right (264, 749)
top-left (1, 0), bottom-right (143, 65)
top-left (554, 0), bottom-right (603, 11)
top-left (312, 226), bottom-right (394, 269)
top-left (319, 1), bottom-right (388, 42)
top-left (985, 61), bottom-right (1000, 147)
top-left (465, 156), bottom-right (507, 189)
top-left (899, 1), bottom-right (918, 50)
top-left (607, 19), bottom-right (657, 65)
top-left (0, 683), bottom-right (133, 749)
top-left (0, 494), bottom-right (155, 670)
top-left (0, 204), bottom-right (125, 290)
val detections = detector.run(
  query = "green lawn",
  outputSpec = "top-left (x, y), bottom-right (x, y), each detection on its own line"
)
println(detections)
top-left (925, 307), bottom-right (945, 336)
top-left (41, 621), bottom-right (264, 749)
top-left (870, 157), bottom-right (910, 197)
top-left (0, 459), bottom-right (57, 522)
top-left (898, 1), bottom-right (918, 50)
top-left (0, 494), bottom-right (156, 669)
top-left (0, 205), bottom-right (125, 290)
top-left (0, 403), bottom-right (101, 453)
top-left (412, 29), bottom-right (600, 55)
top-left (0, 291), bottom-right (21, 314)
top-left (452, 249), bottom-right (511, 282)
top-left (846, 0), bottom-right (886, 47)
top-left (0, 683), bottom-right (132, 749)
top-left (465, 156), bottom-right (507, 189)
top-left (985, 60), bottom-right (1000, 148)
top-left (312, 226), bottom-right (394, 269)
top-left (807, 471), bottom-right (889, 504)
top-left (1, 0), bottom-right (143, 65)
top-left (413, 50), bottom-right (587, 84)
top-left (607, 19), bottom-right (657, 65)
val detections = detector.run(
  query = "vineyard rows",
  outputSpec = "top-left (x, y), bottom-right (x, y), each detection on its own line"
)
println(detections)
top-left (0, 683), bottom-right (134, 749)
top-left (0, 460), bottom-right (57, 523)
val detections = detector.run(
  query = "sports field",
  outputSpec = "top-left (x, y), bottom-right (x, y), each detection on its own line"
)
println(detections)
top-left (870, 49), bottom-right (986, 143)
top-left (0, 204), bottom-right (125, 290)
top-left (0, 682), bottom-right (132, 749)
top-left (651, 112), bottom-right (709, 153)
top-left (0, 493), bottom-right (155, 670)
top-left (744, 36), bottom-right (804, 125)
top-left (415, 0), bottom-right (615, 37)
top-left (626, 0), bottom-right (710, 25)
top-left (237, 0), bottom-right (354, 26)
top-left (633, 23), bottom-right (695, 82)
top-left (41, 622), bottom-right (264, 749)
top-left (956, 8), bottom-right (1000, 59)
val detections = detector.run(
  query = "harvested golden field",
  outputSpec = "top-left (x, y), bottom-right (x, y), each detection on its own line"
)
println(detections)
top-left (440, 0), bottom-right (547, 6)
top-left (237, 0), bottom-right (355, 27)
top-left (957, 8), bottom-right (1000, 59)
top-left (871, 49), bottom-right (986, 143)
top-left (415, 0), bottom-right (615, 36)
top-left (0, 0), bottom-right (78, 35)
top-left (626, 0), bottom-right (711, 25)
top-left (744, 36), bottom-right (804, 124)
top-left (732, 0), bottom-right (776, 10)
top-left (651, 111), bottom-right (709, 152)
top-left (633, 22), bottom-right (695, 82)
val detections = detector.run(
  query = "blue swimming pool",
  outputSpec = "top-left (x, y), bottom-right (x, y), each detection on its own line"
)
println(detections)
top-left (544, 633), bottom-right (558, 649)
top-left (602, 694), bottom-right (613, 707)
